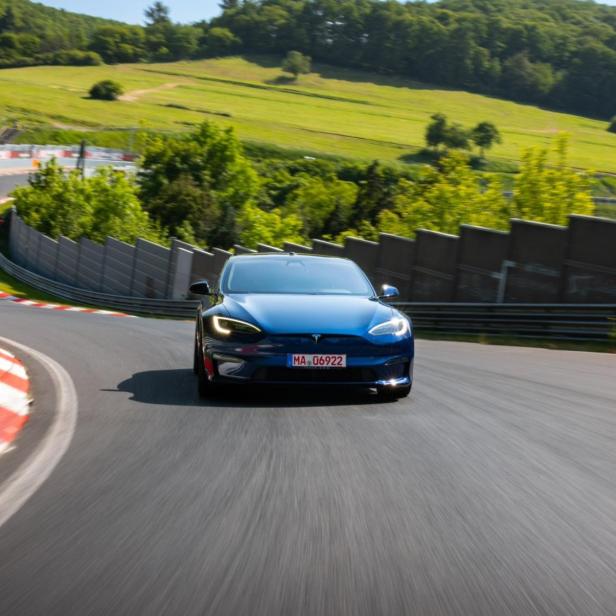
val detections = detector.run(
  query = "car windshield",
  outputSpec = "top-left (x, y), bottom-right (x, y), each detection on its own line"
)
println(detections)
top-left (222, 257), bottom-right (374, 296)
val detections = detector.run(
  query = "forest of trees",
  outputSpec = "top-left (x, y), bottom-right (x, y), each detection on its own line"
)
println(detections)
top-left (1, 0), bottom-right (616, 119)
top-left (0, 0), bottom-right (112, 66)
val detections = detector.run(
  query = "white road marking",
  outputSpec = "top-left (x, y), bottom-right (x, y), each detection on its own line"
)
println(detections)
top-left (0, 337), bottom-right (78, 528)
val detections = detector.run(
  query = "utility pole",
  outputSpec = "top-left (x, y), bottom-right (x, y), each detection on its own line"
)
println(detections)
top-left (76, 140), bottom-right (87, 178)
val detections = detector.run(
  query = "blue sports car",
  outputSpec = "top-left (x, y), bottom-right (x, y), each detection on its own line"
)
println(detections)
top-left (190, 254), bottom-right (414, 401)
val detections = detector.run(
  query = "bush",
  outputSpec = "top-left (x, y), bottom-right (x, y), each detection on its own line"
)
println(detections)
top-left (11, 159), bottom-right (163, 245)
top-left (608, 116), bottom-right (616, 134)
top-left (282, 50), bottom-right (311, 78)
top-left (89, 79), bottom-right (123, 101)
top-left (50, 50), bottom-right (103, 66)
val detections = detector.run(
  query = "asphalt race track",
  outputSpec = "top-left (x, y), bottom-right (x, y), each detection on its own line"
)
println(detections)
top-left (0, 301), bottom-right (615, 616)
top-left (0, 174), bottom-right (29, 198)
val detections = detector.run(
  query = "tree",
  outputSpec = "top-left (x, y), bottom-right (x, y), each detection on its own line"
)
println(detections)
top-left (443, 123), bottom-right (470, 150)
top-left (219, 0), bottom-right (239, 9)
top-left (354, 161), bottom-right (399, 223)
top-left (282, 50), bottom-right (311, 79)
top-left (377, 152), bottom-right (508, 237)
top-left (289, 177), bottom-right (358, 238)
top-left (512, 134), bottom-right (594, 225)
top-left (90, 25), bottom-right (146, 64)
top-left (501, 53), bottom-right (555, 103)
top-left (139, 121), bottom-right (259, 248)
top-left (166, 24), bottom-right (199, 60)
top-left (144, 2), bottom-right (173, 60)
top-left (237, 202), bottom-right (305, 249)
top-left (89, 80), bottom-right (124, 101)
top-left (0, 6), bottom-right (19, 33)
top-left (147, 173), bottom-right (219, 245)
top-left (199, 27), bottom-right (240, 57)
top-left (11, 160), bottom-right (161, 245)
top-left (145, 2), bottom-right (171, 27)
top-left (425, 114), bottom-right (470, 151)
top-left (471, 121), bottom-right (502, 158)
top-left (425, 113), bottom-right (448, 150)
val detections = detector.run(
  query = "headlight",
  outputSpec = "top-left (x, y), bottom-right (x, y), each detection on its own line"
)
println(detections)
top-left (369, 317), bottom-right (410, 337)
top-left (211, 316), bottom-right (262, 337)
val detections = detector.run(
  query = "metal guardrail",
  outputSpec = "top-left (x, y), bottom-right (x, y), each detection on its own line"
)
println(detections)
top-left (502, 191), bottom-right (616, 206)
top-left (0, 252), bottom-right (199, 318)
top-left (395, 302), bottom-right (616, 343)
top-left (1, 252), bottom-right (615, 340)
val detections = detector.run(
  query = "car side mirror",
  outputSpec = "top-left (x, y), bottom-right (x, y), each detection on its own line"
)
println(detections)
top-left (189, 280), bottom-right (211, 296)
top-left (379, 284), bottom-right (400, 300)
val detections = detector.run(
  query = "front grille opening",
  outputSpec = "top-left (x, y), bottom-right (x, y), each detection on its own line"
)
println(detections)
top-left (382, 362), bottom-right (408, 380)
top-left (253, 367), bottom-right (376, 383)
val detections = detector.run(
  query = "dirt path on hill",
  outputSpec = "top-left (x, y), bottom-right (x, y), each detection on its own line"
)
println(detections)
top-left (119, 82), bottom-right (181, 102)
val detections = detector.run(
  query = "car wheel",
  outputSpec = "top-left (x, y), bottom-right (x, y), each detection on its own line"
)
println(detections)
top-left (377, 384), bottom-right (412, 402)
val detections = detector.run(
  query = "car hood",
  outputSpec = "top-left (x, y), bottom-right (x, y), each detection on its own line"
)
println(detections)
top-left (223, 294), bottom-right (394, 335)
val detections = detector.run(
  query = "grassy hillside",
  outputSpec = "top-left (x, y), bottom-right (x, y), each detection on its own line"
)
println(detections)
top-left (2, 56), bottom-right (616, 171)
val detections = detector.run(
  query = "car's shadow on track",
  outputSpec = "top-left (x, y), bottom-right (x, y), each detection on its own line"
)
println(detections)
top-left (113, 369), bottom-right (390, 408)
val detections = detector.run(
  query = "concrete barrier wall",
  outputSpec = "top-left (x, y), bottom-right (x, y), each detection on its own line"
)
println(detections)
top-left (344, 238), bottom-right (379, 281)
top-left (234, 245), bottom-right (257, 255)
top-left (55, 237), bottom-right (79, 286)
top-left (171, 248), bottom-right (193, 301)
top-left (504, 220), bottom-right (568, 303)
top-left (563, 215), bottom-right (616, 303)
top-left (37, 235), bottom-right (58, 280)
top-left (257, 243), bottom-right (282, 253)
top-left (283, 242), bottom-right (312, 254)
top-left (455, 226), bottom-right (509, 302)
top-left (77, 238), bottom-right (105, 290)
top-left (131, 239), bottom-right (172, 299)
top-left (312, 239), bottom-right (344, 258)
top-left (102, 237), bottom-right (134, 296)
top-left (212, 248), bottom-right (232, 286)
top-left (190, 248), bottom-right (218, 288)
top-left (374, 233), bottom-right (415, 299)
top-left (7, 211), bottom-right (616, 304)
top-left (23, 224), bottom-right (40, 271)
top-left (411, 230), bottom-right (459, 301)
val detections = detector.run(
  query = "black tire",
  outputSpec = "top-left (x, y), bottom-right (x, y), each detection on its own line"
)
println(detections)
top-left (193, 337), bottom-right (199, 375)
top-left (377, 384), bottom-right (412, 402)
top-left (197, 367), bottom-right (211, 398)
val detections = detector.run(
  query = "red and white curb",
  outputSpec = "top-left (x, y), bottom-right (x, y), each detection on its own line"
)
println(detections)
top-left (0, 347), bottom-right (31, 455)
top-left (0, 292), bottom-right (135, 318)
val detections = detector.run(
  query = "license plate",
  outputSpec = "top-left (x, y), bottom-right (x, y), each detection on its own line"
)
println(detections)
top-left (288, 354), bottom-right (347, 368)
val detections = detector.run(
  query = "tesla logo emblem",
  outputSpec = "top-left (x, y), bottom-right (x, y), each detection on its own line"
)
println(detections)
top-left (312, 334), bottom-right (322, 344)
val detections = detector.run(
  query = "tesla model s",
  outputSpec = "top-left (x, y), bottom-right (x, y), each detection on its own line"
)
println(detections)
top-left (191, 254), bottom-right (414, 400)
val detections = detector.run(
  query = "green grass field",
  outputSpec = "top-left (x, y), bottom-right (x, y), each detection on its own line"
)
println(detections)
top-left (1, 55), bottom-right (616, 171)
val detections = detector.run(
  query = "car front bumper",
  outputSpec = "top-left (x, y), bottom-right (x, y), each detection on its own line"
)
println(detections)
top-left (201, 335), bottom-right (414, 387)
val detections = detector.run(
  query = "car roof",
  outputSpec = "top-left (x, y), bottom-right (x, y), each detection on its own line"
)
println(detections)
top-left (228, 253), bottom-right (350, 262)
